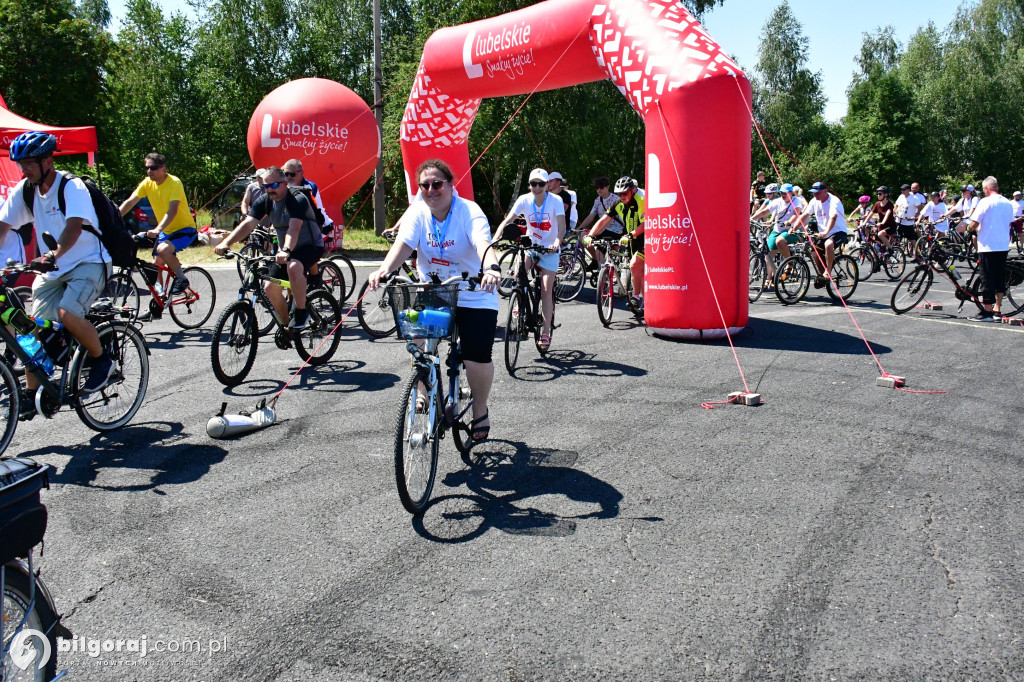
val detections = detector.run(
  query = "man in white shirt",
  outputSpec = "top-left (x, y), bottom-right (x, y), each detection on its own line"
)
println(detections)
top-left (967, 176), bottom-right (1013, 321)
top-left (895, 184), bottom-right (925, 241)
top-left (560, 178), bottom-right (578, 231)
top-left (1011, 190), bottom-right (1024, 218)
top-left (0, 131), bottom-right (114, 410)
top-left (788, 181), bottom-right (848, 288)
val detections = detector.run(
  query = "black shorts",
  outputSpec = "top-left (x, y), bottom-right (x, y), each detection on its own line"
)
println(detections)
top-left (811, 232), bottom-right (848, 253)
top-left (267, 244), bottom-right (325, 280)
top-left (978, 250), bottom-right (1008, 305)
top-left (881, 225), bottom-right (898, 237)
top-left (898, 224), bottom-right (918, 240)
top-left (456, 306), bottom-right (498, 364)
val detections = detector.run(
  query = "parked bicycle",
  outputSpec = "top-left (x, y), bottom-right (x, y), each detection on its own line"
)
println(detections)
top-left (211, 251), bottom-right (342, 386)
top-left (2, 457), bottom-right (70, 682)
top-left (102, 235), bottom-right (216, 328)
top-left (386, 274), bottom-right (479, 513)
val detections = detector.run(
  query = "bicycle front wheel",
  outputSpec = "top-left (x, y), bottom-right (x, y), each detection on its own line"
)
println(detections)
top-left (1002, 261), bottom-right (1024, 317)
top-left (774, 256), bottom-right (810, 305)
top-left (826, 255), bottom-right (859, 302)
top-left (847, 246), bottom-right (875, 282)
top-left (504, 290), bottom-right (525, 374)
top-left (497, 249), bottom-right (519, 298)
top-left (168, 266), bottom-right (216, 329)
top-left (294, 290), bottom-right (341, 365)
top-left (394, 369), bottom-right (441, 514)
top-left (211, 301), bottom-right (259, 386)
top-left (2, 566), bottom-right (59, 681)
top-left (73, 322), bottom-right (150, 431)
top-left (356, 280), bottom-right (396, 338)
top-left (890, 266), bottom-right (933, 314)
top-left (0, 360), bottom-right (19, 456)
top-left (555, 252), bottom-right (586, 302)
top-left (596, 265), bottom-right (615, 326)
top-left (748, 252), bottom-right (767, 303)
top-left (102, 270), bottom-right (141, 319)
top-left (328, 252), bottom-right (357, 303)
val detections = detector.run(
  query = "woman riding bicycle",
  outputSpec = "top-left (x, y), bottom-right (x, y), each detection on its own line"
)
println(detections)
top-left (494, 168), bottom-right (566, 352)
top-left (368, 159), bottom-right (500, 441)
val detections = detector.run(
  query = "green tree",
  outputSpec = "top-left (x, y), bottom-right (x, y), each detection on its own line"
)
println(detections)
top-left (0, 0), bottom-right (109, 127)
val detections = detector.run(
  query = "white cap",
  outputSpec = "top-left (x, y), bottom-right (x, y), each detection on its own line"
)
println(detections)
top-left (547, 171), bottom-right (563, 181)
top-left (529, 168), bottom-right (548, 183)
top-left (1014, 190), bottom-right (1022, 197)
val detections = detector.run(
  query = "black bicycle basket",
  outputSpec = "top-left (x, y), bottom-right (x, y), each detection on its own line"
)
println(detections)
top-left (0, 458), bottom-right (51, 564)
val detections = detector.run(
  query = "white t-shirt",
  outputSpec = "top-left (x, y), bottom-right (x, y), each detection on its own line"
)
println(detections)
top-left (954, 195), bottom-right (979, 219)
top-left (1012, 199), bottom-right (1024, 218)
top-left (920, 200), bottom-right (948, 232)
top-left (0, 230), bottom-right (25, 266)
top-left (972, 193), bottom-right (1013, 253)
top-left (912, 192), bottom-right (927, 215)
top-left (398, 197), bottom-right (498, 310)
top-left (800, 193), bottom-right (847, 237)
top-left (510, 192), bottom-right (564, 248)
top-left (567, 189), bottom-right (578, 227)
top-left (767, 197), bottom-right (797, 231)
top-left (0, 172), bottom-right (108, 280)
top-left (895, 193), bottom-right (925, 225)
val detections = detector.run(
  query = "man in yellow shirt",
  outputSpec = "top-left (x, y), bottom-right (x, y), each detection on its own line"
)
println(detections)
top-left (119, 153), bottom-right (197, 295)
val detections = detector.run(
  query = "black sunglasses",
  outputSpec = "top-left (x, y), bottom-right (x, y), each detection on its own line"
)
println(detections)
top-left (418, 180), bottom-right (445, 192)
top-left (284, 171), bottom-right (297, 177)
top-left (145, 165), bottom-right (163, 171)
top-left (263, 181), bottom-right (286, 190)
top-left (529, 181), bottom-right (546, 188)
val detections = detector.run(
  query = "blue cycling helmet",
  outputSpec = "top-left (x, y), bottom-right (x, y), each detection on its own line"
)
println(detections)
top-left (9, 131), bottom-right (56, 162)
top-left (780, 183), bottom-right (794, 193)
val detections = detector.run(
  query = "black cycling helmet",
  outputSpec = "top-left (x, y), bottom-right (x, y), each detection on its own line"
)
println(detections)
top-left (876, 185), bottom-right (890, 194)
top-left (9, 131), bottom-right (56, 162)
top-left (613, 176), bottom-right (637, 193)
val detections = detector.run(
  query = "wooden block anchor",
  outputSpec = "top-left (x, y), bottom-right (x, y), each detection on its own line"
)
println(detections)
top-left (876, 375), bottom-right (906, 389)
top-left (728, 391), bottom-right (763, 406)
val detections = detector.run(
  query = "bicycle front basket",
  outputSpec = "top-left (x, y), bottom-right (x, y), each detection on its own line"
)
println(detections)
top-left (387, 282), bottom-right (460, 340)
top-left (0, 458), bottom-right (50, 564)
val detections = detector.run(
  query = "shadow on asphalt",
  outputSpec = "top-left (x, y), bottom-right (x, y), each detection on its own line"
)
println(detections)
top-left (721, 317), bottom-right (893, 356)
top-left (507, 349), bottom-right (646, 382)
top-left (411, 440), bottom-right (624, 543)
top-left (21, 421), bottom-right (227, 492)
top-left (142, 327), bottom-right (214, 350)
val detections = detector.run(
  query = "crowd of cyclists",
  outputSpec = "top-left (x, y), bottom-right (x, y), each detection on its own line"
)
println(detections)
top-left (749, 172), bottom-right (1024, 321)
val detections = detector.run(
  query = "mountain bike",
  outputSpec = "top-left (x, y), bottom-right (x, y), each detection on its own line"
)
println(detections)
top-left (235, 229), bottom-right (349, 305)
top-left (774, 232), bottom-right (859, 305)
top-left (386, 274), bottom-right (480, 513)
top-left (503, 235), bottom-right (560, 373)
top-left (593, 239), bottom-right (641, 326)
top-left (2, 457), bottom-right (70, 682)
top-left (211, 251), bottom-right (342, 386)
top-left (553, 231), bottom-right (588, 302)
top-left (102, 235), bottom-right (216, 328)
top-left (0, 262), bottom-right (149, 445)
top-left (890, 244), bottom-right (1024, 316)
top-left (846, 223), bottom-right (906, 282)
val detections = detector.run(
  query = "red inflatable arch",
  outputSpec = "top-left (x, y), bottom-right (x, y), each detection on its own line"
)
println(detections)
top-left (400, 0), bottom-right (751, 338)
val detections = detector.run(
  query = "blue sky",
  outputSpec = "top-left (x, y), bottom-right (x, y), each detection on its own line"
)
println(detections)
top-left (107, 0), bottom-right (970, 121)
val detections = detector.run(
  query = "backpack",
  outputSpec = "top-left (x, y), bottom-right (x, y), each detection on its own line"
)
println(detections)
top-left (23, 173), bottom-right (135, 268)
top-left (289, 185), bottom-right (326, 229)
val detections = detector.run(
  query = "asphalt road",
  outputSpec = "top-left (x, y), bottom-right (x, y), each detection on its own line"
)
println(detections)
top-left (9, 261), bottom-right (1024, 680)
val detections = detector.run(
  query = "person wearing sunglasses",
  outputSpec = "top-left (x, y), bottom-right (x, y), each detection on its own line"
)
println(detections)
top-left (368, 159), bottom-right (500, 441)
top-left (118, 153), bottom-right (197, 301)
top-left (214, 166), bottom-right (324, 330)
top-left (494, 168), bottom-right (566, 352)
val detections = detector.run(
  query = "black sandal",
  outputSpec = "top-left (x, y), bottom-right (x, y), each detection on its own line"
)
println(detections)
top-left (470, 412), bottom-right (490, 441)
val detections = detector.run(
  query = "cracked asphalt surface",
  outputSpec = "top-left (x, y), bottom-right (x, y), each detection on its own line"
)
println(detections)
top-left (10, 263), bottom-right (1024, 680)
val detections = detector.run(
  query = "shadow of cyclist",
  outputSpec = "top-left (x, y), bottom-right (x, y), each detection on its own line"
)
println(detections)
top-left (411, 439), bottom-right (622, 543)
top-left (18, 421), bottom-right (227, 492)
top-left (508, 349), bottom-right (646, 383)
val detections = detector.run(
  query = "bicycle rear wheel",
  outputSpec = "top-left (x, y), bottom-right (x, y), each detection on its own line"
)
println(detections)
top-left (294, 290), bottom-right (341, 365)
top-left (597, 265), bottom-right (615, 326)
top-left (328, 252), bottom-right (357, 303)
top-left (555, 252), bottom-right (586, 302)
top-left (826, 255), bottom-right (859, 302)
top-left (73, 322), bottom-right (150, 431)
top-left (847, 246), bottom-right (875, 282)
top-left (211, 301), bottom-right (259, 386)
top-left (168, 266), bottom-right (216, 329)
top-left (102, 270), bottom-right (141, 319)
top-left (394, 368), bottom-right (441, 514)
top-left (774, 256), bottom-right (809, 304)
top-left (356, 280), bottom-right (396, 338)
top-left (0, 360), bottom-right (18, 456)
top-left (503, 290), bottom-right (525, 374)
top-left (2, 566), bottom-right (59, 681)
top-left (883, 245), bottom-right (907, 280)
top-left (890, 266), bottom-right (933, 314)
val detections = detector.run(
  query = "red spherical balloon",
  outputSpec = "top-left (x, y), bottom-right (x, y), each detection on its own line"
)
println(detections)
top-left (247, 78), bottom-right (379, 222)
